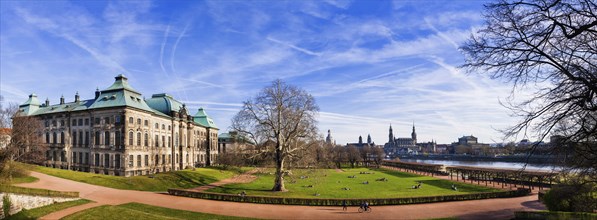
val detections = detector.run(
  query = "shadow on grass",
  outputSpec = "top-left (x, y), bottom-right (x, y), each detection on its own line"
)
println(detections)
top-left (375, 168), bottom-right (423, 178)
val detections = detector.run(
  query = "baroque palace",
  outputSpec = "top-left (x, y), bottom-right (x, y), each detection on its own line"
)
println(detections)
top-left (17, 74), bottom-right (219, 176)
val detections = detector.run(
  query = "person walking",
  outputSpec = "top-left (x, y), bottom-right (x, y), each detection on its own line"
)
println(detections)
top-left (342, 200), bottom-right (347, 211)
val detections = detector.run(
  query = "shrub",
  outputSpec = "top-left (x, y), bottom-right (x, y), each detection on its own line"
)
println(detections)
top-left (542, 183), bottom-right (596, 212)
top-left (2, 194), bottom-right (11, 217)
top-left (168, 188), bottom-right (530, 206)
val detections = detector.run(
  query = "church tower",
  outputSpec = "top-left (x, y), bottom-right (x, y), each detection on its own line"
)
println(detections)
top-left (411, 123), bottom-right (417, 144)
top-left (389, 124), bottom-right (394, 143)
top-left (358, 135), bottom-right (363, 145)
top-left (367, 134), bottom-right (372, 144)
top-left (325, 129), bottom-right (333, 145)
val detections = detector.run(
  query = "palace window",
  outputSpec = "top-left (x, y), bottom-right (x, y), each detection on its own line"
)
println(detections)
top-left (115, 154), bottom-right (120, 168)
top-left (72, 131), bottom-right (77, 145)
top-left (128, 131), bottom-right (133, 145)
top-left (60, 132), bottom-right (64, 144)
top-left (78, 119), bottom-right (83, 126)
top-left (105, 131), bottom-right (110, 146)
top-left (137, 132), bottom-right (141, 146)
top-left (137, 155), bottom-right (141, 167)
top-left (144, 133), bottom-right (148, 146)
top-left (79, 132), bottom-right (83, 146)
top-left (115, 131), bottom-right (121, 147)
top-left (85, 132), bottom-right (90, 147)
top-left (84, 118), bottom-right (89, 125)
top-left (95, 131), bottom-right (100, 145)
top-left (46, 132), bottom-right (50, 143)
top-left (129, 155), bottom-right (134, 167)
top-left (144, 120), bottom-right (148, 126)
top-left (144, 155), bottom-right (149, 166)
top-left (155, 135), bottom-right (159, 147)
top-left (104, 153), bottom-right (110, 168)
top-left (137, 118), bottom-right (141, 125)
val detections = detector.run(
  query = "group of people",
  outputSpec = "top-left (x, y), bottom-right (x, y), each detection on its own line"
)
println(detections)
top-left (412, 181), bottom-right (422, 189)
top-left (341, 200), bottom-right (370, 212)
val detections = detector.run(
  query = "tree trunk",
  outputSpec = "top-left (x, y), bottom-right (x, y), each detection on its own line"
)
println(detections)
top-left (272, 149), bottom-right (286, 191)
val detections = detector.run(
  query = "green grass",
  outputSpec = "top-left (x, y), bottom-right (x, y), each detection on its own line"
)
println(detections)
top-left (5, 199), bottom-right (91, 220)
top-left (207, 168), bottom-right (501, 198)
top-left (7, 175), bottom-right (38, 184)
top-left (29, 165), bottom-right (250, 192)
top-left (62, 202), bottom-right (257, 220)
top-left (0, 185), bottom-right (78, 198)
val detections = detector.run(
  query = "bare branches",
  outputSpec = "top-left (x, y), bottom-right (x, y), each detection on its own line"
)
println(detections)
top-left (461, 0), bottom-right (596, 188)
top-left (231, 79), bottom-right (319, 191)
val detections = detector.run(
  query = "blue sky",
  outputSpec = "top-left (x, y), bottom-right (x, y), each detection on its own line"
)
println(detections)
top-left (0, 0), bottom-right (526, 145)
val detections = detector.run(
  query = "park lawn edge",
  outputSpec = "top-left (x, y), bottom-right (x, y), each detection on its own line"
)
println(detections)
top-left (62, 202), bottom-right (257, 220)
top-left (22, 163), bottom-right (250, 192)
top-left (5, 199), bottom-right (91, 220)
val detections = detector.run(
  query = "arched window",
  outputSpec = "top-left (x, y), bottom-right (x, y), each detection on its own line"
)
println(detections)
top-left (60, 132), bottom-right (65, 144)
top-left (155, 135), bottom-right (159, 147)
top-left (137, 132), bottom-right (141, 146)
top-left (46, 132), bottom-right (50, 144)
top-left (186, 154), bottom-right (189, 163)
top-left (144, 133), bottom-right (148, 146)
top-left (128, 131), bottom-right (133, 146)
top-left (105, 131), bottom-right (110, 146)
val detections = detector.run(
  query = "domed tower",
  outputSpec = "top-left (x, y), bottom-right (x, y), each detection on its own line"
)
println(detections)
top-left (326, 129), bottom-right (334, 145)
top-left (367, 134), bottom-right (372, 144)
top-left (358, 135), bottom-right (363, 145)
top-left (411, 123), bottom-right (417, 144)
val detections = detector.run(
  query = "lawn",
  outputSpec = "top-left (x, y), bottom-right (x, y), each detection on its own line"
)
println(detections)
top-left (5, 199), bottom-right (91, 220)
top-left (62, 202), bottom-right (257, 220)
top-left (28, 164), bottom-right (251, 192)
top-left (207, 167), bottom-right (501, 198)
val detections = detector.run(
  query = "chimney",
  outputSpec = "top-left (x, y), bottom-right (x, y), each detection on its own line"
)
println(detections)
top-left (45, 98), bottom-right (50, 106)
top-left (75, 91), bottom-right (80, 102)
top-left (60, 95), bottom-right (65, 104)
top-left (95, 88), bottom-right (100, 99)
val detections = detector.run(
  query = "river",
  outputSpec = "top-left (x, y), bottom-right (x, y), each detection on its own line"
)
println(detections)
top-left (399, 159), bottom-right (562, 172)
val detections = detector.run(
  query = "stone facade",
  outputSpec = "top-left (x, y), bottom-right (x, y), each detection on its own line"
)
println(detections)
top-left (17, 75), bottom-right (219, 176)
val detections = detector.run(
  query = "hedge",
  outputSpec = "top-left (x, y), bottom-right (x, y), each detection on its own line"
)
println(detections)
top-left (514, 211), bottom-right (597, 220)
top-left (168, 188), bottom-right (531, 206)
top-left (0, 185), bottom-right (79, 198)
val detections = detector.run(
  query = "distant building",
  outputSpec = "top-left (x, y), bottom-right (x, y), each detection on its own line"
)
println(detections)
top-left (0, 128), bottom-right (11, 149)
top-left (384, 124), bottom-right (418, 155)
top-left (417, 140), bottom-right (437, 154)
top-left (346, 134), bottom-right (375, 148)
top-left (218, 131), bottom-right (255, 153)
top-left (452, 135), bottom-right (490, 155)
top-left (325, 129), bottom-right (336, 145)
top-left (16, 74), bottom-right (219, 176)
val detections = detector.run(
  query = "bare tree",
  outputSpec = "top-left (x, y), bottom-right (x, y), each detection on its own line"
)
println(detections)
top-left (461, 0), bottom-right (596, 211)
top-left (371, 147), bottom-right (385, 168)
top-left (359, 146), bottom-right (372, 167)
top-left (331, 145), bottom-right (347, 169)
top-left (346, 146), bottom-right (361, 168)
top-left (231, 79), bottom-right (319, 192)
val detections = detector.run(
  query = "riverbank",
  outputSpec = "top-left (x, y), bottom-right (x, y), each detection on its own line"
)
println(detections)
top-left (398, 155), bottom-right (558, 165)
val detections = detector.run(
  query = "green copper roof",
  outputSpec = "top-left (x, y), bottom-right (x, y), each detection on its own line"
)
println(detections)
top-left (193, 108), bottom-right (218, 129)
top-left (102, 74), bottom-right (141, 94)
top-left (18, 94), bottom-right (41, 116)
top-left (145, 93), bottom-right (184, 116)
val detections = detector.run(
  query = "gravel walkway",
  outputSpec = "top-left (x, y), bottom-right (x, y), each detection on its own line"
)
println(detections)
top-left (17, 171), bottom-right (545, 219)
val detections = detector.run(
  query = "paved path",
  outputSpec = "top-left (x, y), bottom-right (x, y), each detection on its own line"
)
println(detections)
top-left (17, 171), bottom-right (546, 220)
top-left (190, 169), bottom-right (259, 192)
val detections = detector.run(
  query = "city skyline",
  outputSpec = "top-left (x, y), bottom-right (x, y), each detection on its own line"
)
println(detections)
top-left (1, 0), bottom-right (534, 144)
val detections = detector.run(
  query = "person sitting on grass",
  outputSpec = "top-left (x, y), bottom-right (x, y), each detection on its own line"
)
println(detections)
top-left (451, 184), bottom-right (458, 191)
